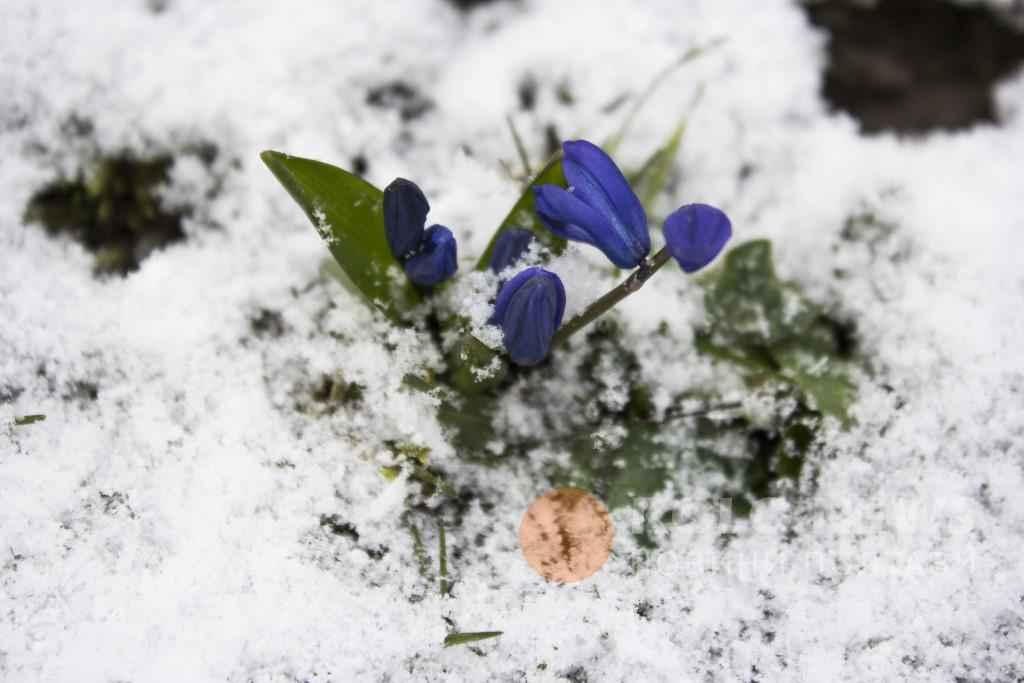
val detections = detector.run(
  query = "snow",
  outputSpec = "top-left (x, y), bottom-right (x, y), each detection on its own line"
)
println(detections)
top-left (2, 0), bottom-right (1024, 681)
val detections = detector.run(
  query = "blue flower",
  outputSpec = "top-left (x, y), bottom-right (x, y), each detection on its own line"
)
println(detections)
top-left (662, 203), bottom-right (732, 273)
top-left (404, 225), bottom-right (458, 286)
top-left (490, 267), bottom-right (566, 366)
top-left (383, 178), bottom-right (430, 260)
top-left (534, 140), bottom-right (650, 268)
top-left (382, 177), bottom-right (458, 287)
top-left (488, 227), bottom-right (535, 274)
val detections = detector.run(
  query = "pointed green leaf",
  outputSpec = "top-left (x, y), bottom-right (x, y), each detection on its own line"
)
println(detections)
top-left (475, 154), bottom-right (567, 270)
top-left (13, 414), bottom-right (46, 427)
top-left (447, 334), bottom-right (508, 395)
top-left (444, 631), bottom-right (503, 648)
top-left (261, 151), bottom-right (420, 321)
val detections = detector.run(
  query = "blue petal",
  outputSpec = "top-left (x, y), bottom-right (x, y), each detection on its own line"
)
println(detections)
top-left (383, 178), bottom-right (429, 260)
top-left (663, 204), bottom-right (732, 273)
top-left (491, 267), bottom-right (566, 366)
top-left (562, 140), bottom-right (649, 262)
top-left (404, 224), bottom-right (458, 286)
top-left (488, 227), bottom-right (535, 274)
top-left (490, 266), bottom-right (539, 325)
top-left (534, 185), bottom-right (641, 268)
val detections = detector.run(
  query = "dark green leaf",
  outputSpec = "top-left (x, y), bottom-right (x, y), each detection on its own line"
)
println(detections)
top-left (475, 154), bottom-right (567, 270)
top-left (447, 335), bottom-right (508, 395)
top-left (702, 240), bottom-right (816, 347)
top-left (13, 414), bottom-right (46, 426)
top-left (773, 346), bottom-right (856, 425)
top-left (444, 631), bottom-right (503, 648)
top-left (560, 423), bottom-right (670, 510)
top-left (436, 395), bottom-right (500, 463)
top-left (699, 240), bottom-right (857, 425)
top-left (261, 151), bottom-right (420, 322)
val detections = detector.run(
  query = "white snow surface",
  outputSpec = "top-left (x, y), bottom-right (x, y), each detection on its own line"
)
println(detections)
top-left (2, 0), bottom-right (1024, 681)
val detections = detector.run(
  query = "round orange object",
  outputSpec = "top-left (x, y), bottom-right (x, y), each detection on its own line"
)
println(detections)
top-left (518, 487), bottom-right (614, 582)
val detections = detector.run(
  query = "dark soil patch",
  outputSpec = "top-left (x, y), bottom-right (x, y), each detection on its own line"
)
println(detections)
top-left (249, 308), bottom-right (286, 339)
top-left (24, 143), bottom-right (220, 275)
top-left (805, 0), bottom-right (1024, 132)
top-left (366, 81), bottom-right (434, 122)
top-left (445, 0), bottom-right (512, 10)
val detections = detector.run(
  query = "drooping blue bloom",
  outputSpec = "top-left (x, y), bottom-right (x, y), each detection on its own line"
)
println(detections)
top-left (534, 140), bottom-right (650, 269)
top-left (404, 225), bottom-right (458, 287)
top-left (382, 177), bottom-right (458, 287)
top-left (662, 203), bottom-right (732, 273)
top-left (488, 227), bottom-right (535, 274)
top-left (490, 266), bottom-right (566, 366)
top-left (383, 177), bottom-right (429, 260)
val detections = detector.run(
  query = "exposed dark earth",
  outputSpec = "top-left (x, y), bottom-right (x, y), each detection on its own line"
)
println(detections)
top-left (805, 0), bottom-right (1024, 132)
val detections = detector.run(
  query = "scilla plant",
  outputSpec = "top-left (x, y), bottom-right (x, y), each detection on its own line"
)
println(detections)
top-left (262, 58), bottom-right (857, 519)
top-left (263, 137), bottom-right (730, 384)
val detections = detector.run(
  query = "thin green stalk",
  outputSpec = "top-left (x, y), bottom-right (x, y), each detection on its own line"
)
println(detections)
top-left (438, 521), bottom-right (449, 597)
top-left (506, 115), bottom-right (533, 180)
top-left (606, 38), bottom-right (726, 153)
top-left (551, 247), bottom-right (673, 348)
top-left (661, 401), bottom-right (743, 422)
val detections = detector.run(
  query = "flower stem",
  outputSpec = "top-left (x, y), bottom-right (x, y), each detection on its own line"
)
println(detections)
top-left (551, 246), bottom-right (672, 348)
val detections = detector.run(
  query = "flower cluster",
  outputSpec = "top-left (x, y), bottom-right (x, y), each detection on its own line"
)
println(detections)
top-left (491, 140), bottom-right (733, 366)
top-left (378, 140), bottom-right (731, 368)
top-left (383, 178), bottom-right (458, 287)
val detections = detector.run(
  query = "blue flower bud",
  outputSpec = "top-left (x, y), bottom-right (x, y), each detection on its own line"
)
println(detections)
top-left (383, 177), bottom-right (429, 261)
top-left (662, 203), bottom-right (732, 273)
top-left (488, 227), bottom-right (535, 274)
top-left (490, 267), bottom-right (566, 366)
top-left (534, 140), bottom-right (649, 269)
top-left (404, 225), bottom-right (458, 287)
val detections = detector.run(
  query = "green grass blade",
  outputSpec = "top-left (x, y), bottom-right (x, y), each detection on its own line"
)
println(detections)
top-left (629, 120), bottom-right (688, 212)
top-left (438, 521), bottom-right (449, 597)
top-left (443, 631), bottom-right (503, 648)
top-left (605, 38), bottom-right (725, 154)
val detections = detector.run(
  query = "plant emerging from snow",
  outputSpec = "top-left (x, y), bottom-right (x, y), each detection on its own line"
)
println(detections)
top-left (259, 46), bottom-right (858, 518)
top-left (379, 138), bottom-right (731, 367)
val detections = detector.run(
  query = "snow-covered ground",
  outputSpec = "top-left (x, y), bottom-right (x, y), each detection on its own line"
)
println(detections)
top-left (2, 1), bottom-right (1023, 680)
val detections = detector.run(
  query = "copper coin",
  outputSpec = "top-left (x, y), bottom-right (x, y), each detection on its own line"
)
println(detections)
top-left (519, 487), bottom-right (614, 582)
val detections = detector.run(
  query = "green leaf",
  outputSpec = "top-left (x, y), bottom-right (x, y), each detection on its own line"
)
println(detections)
top-left (447, 335), bottom-right (508, 395)
top-left (475, 154), bottom-right (567, 270)
top-left (702, 240), bottom-right (816, 347)
top-left (629, 119), bottom-right (688, 211)
top-left (774, 346), bottom-right (856, 425)
top-left (561, 423), bottom-right (670, 510)
top-left (260, 151), bottom-right (420, 322)
top-left (444, 631), bottom-right (503, 648)
top-left (436, 394), bottom-right (500, 463)
top-left (13, 414), bottom-right (46, 426)
top-left (699, 240), bottom-right (857, 425)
